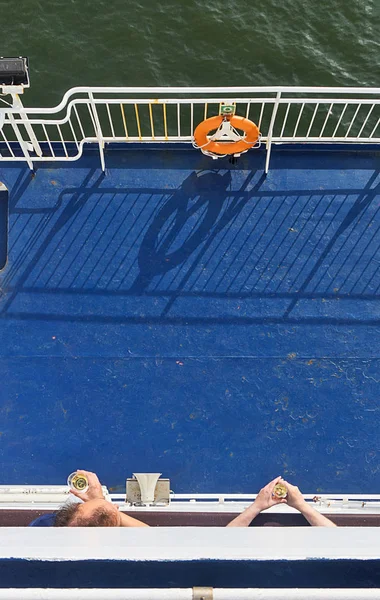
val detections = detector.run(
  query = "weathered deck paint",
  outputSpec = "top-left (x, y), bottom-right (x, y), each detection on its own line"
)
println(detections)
top-left (0, 145), bottom-right (379, 493)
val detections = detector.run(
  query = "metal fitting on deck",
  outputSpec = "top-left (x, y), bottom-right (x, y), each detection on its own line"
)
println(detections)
top-left (193, 587), bottom-right (213, 600)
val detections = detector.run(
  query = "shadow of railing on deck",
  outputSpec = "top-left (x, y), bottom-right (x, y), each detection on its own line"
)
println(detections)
top-left (1, 165), bottom-right (380, 325)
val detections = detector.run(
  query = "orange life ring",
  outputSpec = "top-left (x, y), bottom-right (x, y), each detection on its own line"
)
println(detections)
top-left (194, 115), bottom-right (260, 155)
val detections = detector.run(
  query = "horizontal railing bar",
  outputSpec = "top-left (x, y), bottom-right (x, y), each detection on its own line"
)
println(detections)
top-left (0, 96), bottom-right (373, 112)
top-left (1, 136), bottom-right (380, 157)
top-left (168, 493), bottom-right (380, 500)
top-left (83, 85), bottom-right (380, 93)
top-left (90, 98), bottom-right (380, 105)
top-left (0, 84), bottom-right (379, 114)
top-left (273, 136), bottom-right (380, 142)
top-left (1, 486), bottom-right (379, 501)
top-left (1, 501), bottom-right (380, 512)
top-left (2, 96), bottom-right (380, 117)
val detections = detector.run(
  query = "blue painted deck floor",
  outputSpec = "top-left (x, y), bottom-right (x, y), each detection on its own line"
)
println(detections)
top-left (0, 145), bottom-right (379, 493)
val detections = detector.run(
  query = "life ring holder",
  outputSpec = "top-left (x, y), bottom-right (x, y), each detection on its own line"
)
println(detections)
top-left (193, 114), bottom-right (261, 158)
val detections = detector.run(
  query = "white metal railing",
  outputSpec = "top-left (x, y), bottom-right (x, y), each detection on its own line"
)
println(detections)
top-left (1, 486), bottom-right (380, 514)
top-left (0, 86), bottom-right (380, 172)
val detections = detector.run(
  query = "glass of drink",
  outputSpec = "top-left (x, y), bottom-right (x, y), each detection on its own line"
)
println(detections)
top-left (273, 482), bottom-right (287, 499)
top-left (67, 472), bottom-right (89, 493)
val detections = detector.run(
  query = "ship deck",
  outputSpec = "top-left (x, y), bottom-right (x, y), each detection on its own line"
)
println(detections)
top-left (0, 143), bottom-right (379, 495)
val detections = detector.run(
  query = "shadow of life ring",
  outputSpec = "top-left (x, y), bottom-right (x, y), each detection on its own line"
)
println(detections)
top-left (193, 115), bottom-right (260, 156)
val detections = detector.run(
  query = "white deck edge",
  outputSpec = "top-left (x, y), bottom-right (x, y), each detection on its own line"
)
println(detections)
top-left (0, 527), bottom-right (379, 561)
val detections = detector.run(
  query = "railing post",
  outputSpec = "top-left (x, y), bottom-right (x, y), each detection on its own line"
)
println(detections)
top-left (88, 91), bottom-right (106, 172)
top-left (7, 112), bottom-right (34, 170)
top-left (12, 94), bottom-right (42, 157)
top-left (265, 91), bottom-right (281, 174)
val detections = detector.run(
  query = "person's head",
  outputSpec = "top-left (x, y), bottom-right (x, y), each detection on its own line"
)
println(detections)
top-left (54, 499), bottom-right (121, 527)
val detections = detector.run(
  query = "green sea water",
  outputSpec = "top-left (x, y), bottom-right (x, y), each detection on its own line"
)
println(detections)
top-left (2, 0), bottom-right (380, 107)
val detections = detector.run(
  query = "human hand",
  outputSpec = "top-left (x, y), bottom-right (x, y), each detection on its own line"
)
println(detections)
top-left (253, 476), bottom-right (288, 513)
top-left (69, 470), bottom-right (105, 502)
top-left (281, 479), bottom-right (306, 511)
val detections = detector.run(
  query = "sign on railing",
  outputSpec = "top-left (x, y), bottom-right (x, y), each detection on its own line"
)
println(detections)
top-left (1, 86), bottom-right (380, 172)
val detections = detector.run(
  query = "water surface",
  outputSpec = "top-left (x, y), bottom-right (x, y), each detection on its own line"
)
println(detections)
top-left (2, 0), bottom-right (380, 106)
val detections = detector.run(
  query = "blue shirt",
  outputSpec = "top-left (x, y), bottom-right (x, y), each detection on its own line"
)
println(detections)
top-left (28, 513), bottom-right (56, 527)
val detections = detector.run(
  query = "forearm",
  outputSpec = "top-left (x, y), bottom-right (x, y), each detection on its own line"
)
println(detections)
top-left (226, 504), bottom-right (260, 527)
top-left (297, 501), bottom-right (337, 527)
top-left (119, 511), bottom-right (150, 527)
